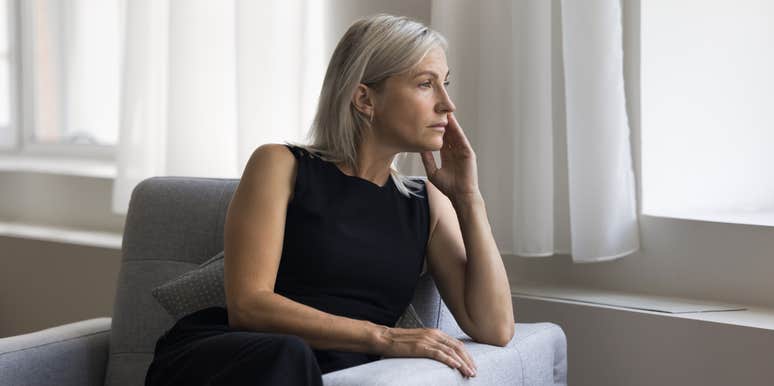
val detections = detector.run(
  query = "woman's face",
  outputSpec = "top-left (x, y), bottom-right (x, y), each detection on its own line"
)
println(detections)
top-left (371, 46), bottom-right (456, 152)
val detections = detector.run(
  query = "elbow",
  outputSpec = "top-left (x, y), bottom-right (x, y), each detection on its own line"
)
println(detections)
top-left (470, 322), bottom-right (514, 347)
top-left (491, 323), bottom-right (515, 347)
top-left (467, 315), bottom-right (515, 347)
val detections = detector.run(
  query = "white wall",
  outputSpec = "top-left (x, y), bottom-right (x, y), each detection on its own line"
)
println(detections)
top-left (0, 173), bottom-right (122, 336)
top-left (515, 296), bottom-right (774, 386)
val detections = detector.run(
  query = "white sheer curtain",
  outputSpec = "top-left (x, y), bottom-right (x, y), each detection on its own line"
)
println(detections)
top-left (429, 0), bottom-right (639, 263)
top-left (113, 0), bottom-right (639, 263)
top-left (112, 0), bottom-right (325, 214)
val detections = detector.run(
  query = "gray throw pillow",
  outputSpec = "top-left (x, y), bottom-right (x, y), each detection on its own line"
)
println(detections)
top-left (151, 251), bottom-right (426, 329)
top-left (151, 251), bottom-right (227, 320)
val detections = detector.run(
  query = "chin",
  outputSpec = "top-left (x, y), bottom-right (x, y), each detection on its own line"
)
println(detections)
top-left (406, 137), bottom-right (442, 152)
top-left (418, 141), bottom-right (442, 152)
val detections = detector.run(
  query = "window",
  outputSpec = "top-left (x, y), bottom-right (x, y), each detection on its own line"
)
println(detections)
top-left (0, 0), bottom-right (124, 158)
top-left (0, 0), bottom-right (14, 149)
top-left (641, 0), bottom-right (774, 227)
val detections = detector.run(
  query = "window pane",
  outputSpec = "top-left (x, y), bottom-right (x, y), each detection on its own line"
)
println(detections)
top-left (0, 0), bottom-right (7, 53)
top-left (642, 0), bottom-right (774, 218)
top-left (0, 62), bottom-right (9, 131)
top-left (0, 0), bottom-right (11, 146)
top-left (29, 0), bottom-right (121, 146)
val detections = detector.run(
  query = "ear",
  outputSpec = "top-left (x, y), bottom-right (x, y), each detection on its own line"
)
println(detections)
top-left (351, 83), bottom-right (374, 117)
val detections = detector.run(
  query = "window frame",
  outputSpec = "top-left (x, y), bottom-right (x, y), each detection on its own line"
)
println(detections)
top-left (1, 0), bottom-right (116, 161)
top-left (0, 0), bottom-right (19, 151)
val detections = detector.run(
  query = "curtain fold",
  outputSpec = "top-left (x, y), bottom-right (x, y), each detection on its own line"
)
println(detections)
top-left (112, 0), bottom-right (323, 214)
top-left (561, 0), bottom-right (640, 261)
top-left (430, 0), bottom-right (639, 262)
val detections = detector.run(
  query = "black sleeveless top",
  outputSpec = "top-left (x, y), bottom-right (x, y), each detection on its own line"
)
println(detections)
top-left (276, 144), bottom-right (430, 329)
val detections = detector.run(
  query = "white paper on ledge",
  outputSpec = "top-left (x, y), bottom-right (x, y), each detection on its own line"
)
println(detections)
top-left (511, 285), bottom-right (748, 314)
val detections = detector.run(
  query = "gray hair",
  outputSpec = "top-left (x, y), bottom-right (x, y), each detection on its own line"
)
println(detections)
top-left (285, 13), bottom-right (448, 198)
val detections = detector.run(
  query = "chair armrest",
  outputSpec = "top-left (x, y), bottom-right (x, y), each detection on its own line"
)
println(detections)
top-left (322, 322), bottom-right (568, 385)
top-left (0, 317), bottom-right (112, 386)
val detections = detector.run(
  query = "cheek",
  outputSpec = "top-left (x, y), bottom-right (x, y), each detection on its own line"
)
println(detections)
top-left (385, 94), bottom-right (423, 121)
top-left (380, 89), bottom-right (434, 130)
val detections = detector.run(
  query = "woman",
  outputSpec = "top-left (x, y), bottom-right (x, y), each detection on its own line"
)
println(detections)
top-left (145, 13), bottom-right (514, 385)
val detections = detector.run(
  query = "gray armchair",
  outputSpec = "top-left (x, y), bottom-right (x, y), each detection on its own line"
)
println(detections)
top-left (0, 176), bottom-right (567, 385)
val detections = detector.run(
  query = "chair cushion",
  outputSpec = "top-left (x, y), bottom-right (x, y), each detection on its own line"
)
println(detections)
top-left (151, 251), bottom-right (425, 328)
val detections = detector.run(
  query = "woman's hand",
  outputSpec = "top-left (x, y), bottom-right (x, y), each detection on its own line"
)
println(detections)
top-left (420, 112), bottom-right (480, 201)
top-left (374, 326), bottom-right (478, 378)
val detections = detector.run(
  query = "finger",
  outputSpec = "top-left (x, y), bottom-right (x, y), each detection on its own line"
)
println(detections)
top-left (443, 339), bottom-right (476, 377)
top-left (426, 329), bottom-right (472, 377)
top-left (447, 112), bottom-right (473, 148)
top-left (429, 336), bottom-right (473, 377)
top-left (451, 340), bottom-right (477, 373)
top-left (436, 333), bottom-right (476, 376)
top-left (429, 330), bottom-right (469, 371)
top-left (442, 335), bottom-right (476, 371)
top-left (423, 344), bottom-right (462, 371)
top-left (419, 151), bottom-right (438, 177)
top-left (430, 343), bottom-right (473, 378)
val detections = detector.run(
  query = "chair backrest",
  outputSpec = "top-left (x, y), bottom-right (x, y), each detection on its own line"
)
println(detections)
top-left (103, 176), bottom-right (463, 386)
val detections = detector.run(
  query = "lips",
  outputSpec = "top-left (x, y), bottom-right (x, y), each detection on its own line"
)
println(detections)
top-left (429, 122), bottom-right (448, 128)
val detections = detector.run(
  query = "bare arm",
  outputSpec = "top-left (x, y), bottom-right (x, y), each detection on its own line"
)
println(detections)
top-left (231, 291), bottom-right (384, 353)
top-left (453, 192), bottom-right (514, 344)
top-left (223, 144), bottom-right (382, 353)
top-left (425, 180), bottom-right (514, 347)
top-left (420, 110), bottom-right (514, 347)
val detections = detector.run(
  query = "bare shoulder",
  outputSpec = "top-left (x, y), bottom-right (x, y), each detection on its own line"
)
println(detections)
top-left (242, 143), bottom-right (298, 202)
top-left (247, 143), bottom-right (296, 166)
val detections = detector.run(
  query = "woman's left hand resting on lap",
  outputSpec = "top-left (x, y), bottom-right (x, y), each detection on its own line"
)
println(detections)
top-left (420, 112), bottom-right (479, 200)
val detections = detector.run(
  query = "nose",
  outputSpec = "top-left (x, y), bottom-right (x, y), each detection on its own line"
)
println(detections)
top-left (436, 88), bottom-right (456, 113)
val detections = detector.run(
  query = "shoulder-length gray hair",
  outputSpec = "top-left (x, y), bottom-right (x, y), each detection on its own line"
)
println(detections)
top-left (285, 13), bottom-right (448, 198)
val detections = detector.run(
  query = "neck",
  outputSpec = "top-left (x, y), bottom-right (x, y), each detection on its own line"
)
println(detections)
top-left (335, 139), bottom-right (397, 187)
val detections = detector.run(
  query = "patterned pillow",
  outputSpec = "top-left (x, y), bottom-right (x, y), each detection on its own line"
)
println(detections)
top-left (151, 251), bottom-right (226, 320)
top-left (151, 251), bottom-right (426, 329)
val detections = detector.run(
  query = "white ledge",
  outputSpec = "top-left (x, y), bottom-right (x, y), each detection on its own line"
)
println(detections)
top-left (0, 221), bottom-right (122, 249)
top-left (0, 155), bottom-right (116, 179)
top-left (643, 209), bottom-right (774, 228)
top-left (511, 283), bottom-right (774, 331)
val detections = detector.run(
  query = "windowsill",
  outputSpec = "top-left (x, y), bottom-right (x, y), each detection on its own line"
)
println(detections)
top-left (0, 155), bottom-right (116, 179)
top-left (511, 283), bottom-right (774, 331)
top-left (642, 209), bottom-right (774, 228)
top-left (0, 221), bottom-right (122, 249)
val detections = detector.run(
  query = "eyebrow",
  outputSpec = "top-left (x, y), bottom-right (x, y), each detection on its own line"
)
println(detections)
top-left (412, 70), bottom-right (451, 79)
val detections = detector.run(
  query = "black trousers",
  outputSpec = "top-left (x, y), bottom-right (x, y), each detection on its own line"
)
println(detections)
top-left (145, 307), bottom-right (325, 386)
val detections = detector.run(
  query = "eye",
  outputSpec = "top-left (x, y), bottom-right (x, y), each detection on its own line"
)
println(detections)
top-left (420, 81), bottom-right (452, 88)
